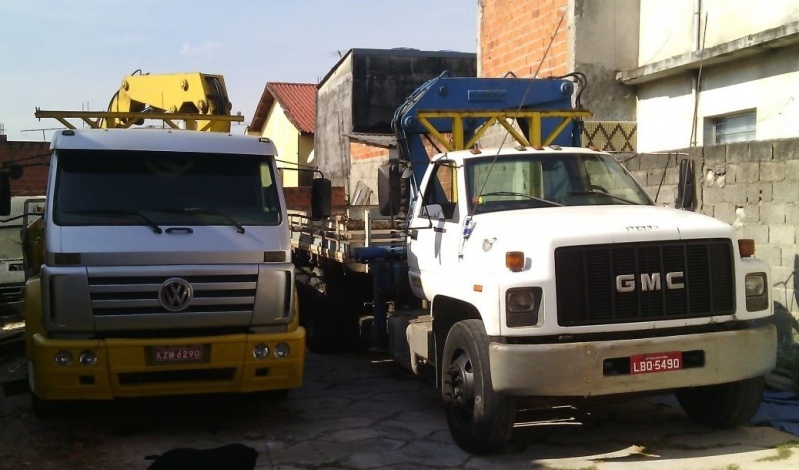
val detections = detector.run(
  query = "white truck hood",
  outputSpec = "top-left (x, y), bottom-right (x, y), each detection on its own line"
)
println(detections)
top-left (468, 205), bottom-right (736, 251)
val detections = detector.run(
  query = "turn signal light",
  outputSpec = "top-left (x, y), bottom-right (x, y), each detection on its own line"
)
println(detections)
top-left (506, 251), bottom-right (525, 272)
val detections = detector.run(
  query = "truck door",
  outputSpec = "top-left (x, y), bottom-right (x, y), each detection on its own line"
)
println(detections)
top-left (407, 161), bottom-right (462, 300)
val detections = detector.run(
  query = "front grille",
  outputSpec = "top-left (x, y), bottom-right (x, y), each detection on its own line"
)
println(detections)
top-left (555, 239), bottom-right (735, 326)
top-left (89, 274), bottom-right (258, 316)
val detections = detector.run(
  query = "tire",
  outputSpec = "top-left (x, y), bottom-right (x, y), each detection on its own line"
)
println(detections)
top-left (675, 375), bottom-right (764, 428)
top-left (441, 320), bottom-right (516, 454)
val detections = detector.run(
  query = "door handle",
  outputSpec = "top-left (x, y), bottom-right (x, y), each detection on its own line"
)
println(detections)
top-left (409, 229), bottom-right (418, 240)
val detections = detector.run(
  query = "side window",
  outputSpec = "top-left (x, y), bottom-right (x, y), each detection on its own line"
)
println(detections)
top-left (261, 162), bottom-right (280, 213)
top-left (422, 162), bottom-right (458, 220)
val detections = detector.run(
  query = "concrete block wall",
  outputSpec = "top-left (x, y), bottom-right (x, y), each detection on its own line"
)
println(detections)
top-left (622, 137), bottom-right (799, 316)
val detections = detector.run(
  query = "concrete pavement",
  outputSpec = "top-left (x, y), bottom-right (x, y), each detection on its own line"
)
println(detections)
top-left (2, 349), bottom-right (799, 469)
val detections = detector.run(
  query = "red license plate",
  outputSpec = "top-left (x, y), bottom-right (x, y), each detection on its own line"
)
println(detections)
top-left (630, 351), bottom-right (683, 375)
top-left (152, 344), bottom-right (206, 364)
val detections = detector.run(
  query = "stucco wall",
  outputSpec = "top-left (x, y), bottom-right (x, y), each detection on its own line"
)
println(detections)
top-left (636, 43), bottom-right (799, 152)
top-left (262, 101), bottom-right (302, 187)
top-left (623, 137), bottom-right (799, 317)
top-left (639, 0), bottom-right (799, 64)
top-left (573, 0), bottom-right (639, 120)
top-left (315, 56), bottom-right (354, 191)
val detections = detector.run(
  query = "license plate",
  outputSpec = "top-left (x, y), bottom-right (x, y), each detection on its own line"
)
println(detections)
top-left (630, 351), bottom-right (682, 375)
top-left (152, 344), bottom-right (206, 364)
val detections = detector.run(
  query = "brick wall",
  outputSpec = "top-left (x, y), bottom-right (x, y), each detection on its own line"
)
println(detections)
top-left (479, 0), bottom-right (571, 78)
top-left (0, 136), bottom-right (49, 196)
top-left (284, 185), bottom-right (347, 213)
top-left (350, 142), bottom-right (389, 161)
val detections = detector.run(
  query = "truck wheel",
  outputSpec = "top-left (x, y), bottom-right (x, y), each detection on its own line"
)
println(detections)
top-left (441, 320), bottom-right (516, 454)
top-left (675, 375), bottom-right (764, 428)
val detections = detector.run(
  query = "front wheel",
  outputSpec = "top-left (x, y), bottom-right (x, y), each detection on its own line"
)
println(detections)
top-left (441, 320), bottom-right (516, 454)
top-left (675, 375), bottom-right (764, 428)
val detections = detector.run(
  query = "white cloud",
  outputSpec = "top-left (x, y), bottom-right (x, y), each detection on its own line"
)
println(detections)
top-left (180, 40), bottom-right (224, 59)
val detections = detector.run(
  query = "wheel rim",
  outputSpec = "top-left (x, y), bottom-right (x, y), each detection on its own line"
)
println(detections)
top-left (446, 351), bottom-right (476, 416)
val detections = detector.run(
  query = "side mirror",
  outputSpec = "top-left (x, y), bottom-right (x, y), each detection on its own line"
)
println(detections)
top-left (0, 173), bottom-right (10, 216)
top-left (378, 162), bottom-right (401, 216)
top-left (311, 177), bottom-right (331, 220)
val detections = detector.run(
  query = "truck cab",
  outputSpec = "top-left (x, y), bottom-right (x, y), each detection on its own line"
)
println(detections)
top-left (9, 128), bottom-right (305, 414)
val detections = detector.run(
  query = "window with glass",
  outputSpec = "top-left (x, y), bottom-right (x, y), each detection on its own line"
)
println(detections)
top-left (421, 160), bottom-right (459, 219)
top-left (707, 112), bottom-right (756, 144)
top-left (53, 150), bottom-right (281, 227)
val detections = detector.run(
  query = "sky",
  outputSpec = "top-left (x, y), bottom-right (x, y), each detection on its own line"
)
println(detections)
top-left (0, 0), bottom-right (477, 142)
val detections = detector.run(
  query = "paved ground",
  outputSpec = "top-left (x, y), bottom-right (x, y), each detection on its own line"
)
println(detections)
top-left (2, 344), bottom-right (799, 469)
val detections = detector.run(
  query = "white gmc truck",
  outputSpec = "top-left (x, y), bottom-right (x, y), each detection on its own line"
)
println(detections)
top-left (295, 74), bottom-right (777, 454)
top-left (387, 144), bottom-right (776, 453)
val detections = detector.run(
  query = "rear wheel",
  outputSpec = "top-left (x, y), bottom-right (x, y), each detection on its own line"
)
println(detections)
top-left (441, 320), bottom-right (516, 454)
top-left (675, 375), bottom-right (764, 428)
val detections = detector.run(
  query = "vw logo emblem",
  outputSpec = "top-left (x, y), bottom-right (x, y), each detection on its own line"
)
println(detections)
top-left (159, 277), bottom-right (193, 312)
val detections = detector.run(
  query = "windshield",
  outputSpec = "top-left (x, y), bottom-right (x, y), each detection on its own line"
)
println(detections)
top-left (53, 150), bottom-right (281, 227)
top-left (466, 152), bottom-right (652, 214)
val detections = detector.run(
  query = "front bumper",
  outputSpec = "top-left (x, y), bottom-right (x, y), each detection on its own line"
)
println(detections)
top-left (490, 323), bottom-right (776, 396)
top-left (29, 328), bottom-right (305, 400)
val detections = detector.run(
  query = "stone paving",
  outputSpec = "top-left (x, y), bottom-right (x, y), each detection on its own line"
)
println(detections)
top-left (2, 349), bottom-right (799, 469)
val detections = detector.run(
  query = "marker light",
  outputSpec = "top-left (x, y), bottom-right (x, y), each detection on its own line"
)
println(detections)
top-left (738, 239), bottom-right (755, 257)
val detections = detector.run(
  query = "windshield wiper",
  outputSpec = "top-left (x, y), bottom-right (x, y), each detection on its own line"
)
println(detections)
top-left (479, 191), bottom-right (563, 207)
top-left (569, 191), bottom-right (638, 205)
top-left (154, 207), bottom-right (246, 234)
top-left (63, 209), bottom-right (163, 234)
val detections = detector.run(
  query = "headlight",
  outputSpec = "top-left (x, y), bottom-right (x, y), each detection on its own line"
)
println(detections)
top-left (54, 350), bottom-right (72, 367)
top-left (745, 272), bottom-right (768, 312)
top-left (274, 342), bottom-right (290, 358)
top-left (506, 287), bottom-right (542, 327)
top-left (253, 343), bottom-right (269, 359)
top-left (78, 350), bottom-right (98, 366)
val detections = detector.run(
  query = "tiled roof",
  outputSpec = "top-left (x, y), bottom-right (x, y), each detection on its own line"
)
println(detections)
top-left (250, 82), bottom-right (317, 134)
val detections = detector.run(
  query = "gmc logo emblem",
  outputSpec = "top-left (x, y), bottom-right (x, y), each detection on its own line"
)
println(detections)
top-left (616, 272), bottom-right (685, 292)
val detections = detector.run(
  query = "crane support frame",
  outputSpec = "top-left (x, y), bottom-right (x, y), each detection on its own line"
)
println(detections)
top-left (34, 109), bottom-right (244, 132)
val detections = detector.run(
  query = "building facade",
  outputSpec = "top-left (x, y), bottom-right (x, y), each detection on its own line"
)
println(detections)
top-left (315, 48), bottom-right (476, 204)
top-left (479, 0), bottom-right (799, 316)
top-left (248, 82), bottom-right (317, 187)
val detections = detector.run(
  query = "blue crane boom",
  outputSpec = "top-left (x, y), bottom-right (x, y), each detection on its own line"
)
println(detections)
top-left (391, 72), bottom-right (591, 185)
